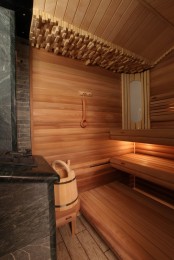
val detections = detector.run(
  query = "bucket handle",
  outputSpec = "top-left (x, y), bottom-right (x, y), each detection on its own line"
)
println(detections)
top-left (52, 160), bottom-right (74, 178)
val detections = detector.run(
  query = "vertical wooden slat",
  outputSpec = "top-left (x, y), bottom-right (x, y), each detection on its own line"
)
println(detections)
top-left (143, 70), bottom-right (147, 128)
top-left (146, 70), bottom-right (150, 129)
top-left (127, 74), bottom-right (131, 129)
top-left (121, 74), bottom-right (125, 129)
top-left (129, 74), bottom-right (135, 129)
top-left (122, 70), bottom-right (150, 130)
top-left (126, 74), bottom-right (129, 129)
top-left (135, 73), bottom-right (142, 129)
top-left (140, 72), bottom-right (144, 129)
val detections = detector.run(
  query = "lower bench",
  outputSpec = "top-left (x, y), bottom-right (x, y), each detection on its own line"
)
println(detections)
top-left (80, 181), bottom-right (174, 260)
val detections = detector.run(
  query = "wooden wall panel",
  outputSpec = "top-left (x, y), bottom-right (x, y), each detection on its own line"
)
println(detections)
top-left (30, 48), bottom-right (133, 192)
top-left (150, 51), bottom-right (174, 128)
top-left (135, 142), bottom-right (174, 206)
top-left (135, 143), bottom-right (174, 160)
top-left (110, 129), bottom-right (174, 146)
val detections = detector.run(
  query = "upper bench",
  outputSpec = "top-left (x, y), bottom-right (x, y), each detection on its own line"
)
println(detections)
top-left (110, 153), bottom-right (174, 190)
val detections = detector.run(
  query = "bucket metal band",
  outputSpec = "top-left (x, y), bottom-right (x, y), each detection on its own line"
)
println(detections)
top-left (55, 176), bottom-right (76, 185)
top-left (55, 196), bottom-right (78, 208)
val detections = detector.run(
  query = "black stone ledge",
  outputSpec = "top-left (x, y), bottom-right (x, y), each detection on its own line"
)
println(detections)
top-left (0, 156), bottom-right (60, 183)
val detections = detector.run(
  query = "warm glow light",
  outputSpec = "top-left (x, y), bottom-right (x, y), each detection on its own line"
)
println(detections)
top-left (135, 142), bottom-right (157, 151)
top-left (117, 141), bottom-right (162, 152)
top-left (169, 106), bottom-right (174, 111)
top-left (130, 80), bottom-right (142, 123)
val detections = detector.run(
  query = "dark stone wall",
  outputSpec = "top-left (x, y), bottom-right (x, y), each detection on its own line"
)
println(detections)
top-left (0, 6), bottom-right (16, 151)
top-left (0, 7), bottom-right (32, 152)
top-left (0, 5), bottom-right (31, 152)
top-left (0, 183), bottom-right (49, 254)
top-left (0, 156), bottom-right (58, 259)
top-left (16, 37), bottom-right (31, 151)
top-left (0, 182), bottom-right (53, 259)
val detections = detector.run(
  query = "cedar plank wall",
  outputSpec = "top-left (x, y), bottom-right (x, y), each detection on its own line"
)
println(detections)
top-left (135, 53), bottom-right (174, 201)
top-left (30, 48), bottom-right (133, 192)
top-left (150, 51), bottom-right (174, 129)
top-left (136, 52), bottom-right (174, 158)
top-left (135, 143), bottom-right (174, 160)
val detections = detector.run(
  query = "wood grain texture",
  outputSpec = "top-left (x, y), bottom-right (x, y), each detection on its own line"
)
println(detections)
top-left (144, 0), bottom-right (174, 26)
top-left (76, 230), bottom-right (108, 260)
top-left (59, 224), bottom-right (88, 259)
top-left (134, 142), bottom-right (174, 207)
top-left (135, 142), bottom-right (174, 159)
top-left (110, 129), bottom-right (174, 146)
top-left (57, 241), bottom-right (71, 260)
top-left (56, 214), bottom-right (119, 260)
top-left (30, 48), bottom-right (133, 192)
top-left (110, 153), bottom-right (174, 190)
top-left (80, 181), bottom-right (174, 260)
top-left (150, 51), bottom-right (174, 129)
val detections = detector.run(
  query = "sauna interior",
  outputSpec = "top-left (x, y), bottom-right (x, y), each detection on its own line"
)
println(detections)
top-left (0, 0), bottom-right (174, 259)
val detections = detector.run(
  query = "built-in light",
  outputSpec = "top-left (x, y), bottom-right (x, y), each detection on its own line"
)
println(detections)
top-left (137, 142), bottom-right (156, 150)
top-left (169, 106), bottom-right (174, 111)
top-left (22, 13), bottom-right (26, 16)
top-left (129, 80), bottom-right (142, 124)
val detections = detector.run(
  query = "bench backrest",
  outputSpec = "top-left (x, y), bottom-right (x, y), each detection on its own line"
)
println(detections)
top-left (135, 143), bottom-right (174, 160)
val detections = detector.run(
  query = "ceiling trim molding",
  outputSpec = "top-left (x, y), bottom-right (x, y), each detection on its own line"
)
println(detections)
top-left (139, 0), bottom-right (174, 30)
top-left (153, 46), bottom-right (174, 65)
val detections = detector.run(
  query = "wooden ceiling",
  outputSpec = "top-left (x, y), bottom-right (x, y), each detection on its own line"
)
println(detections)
top-left (30, 0), bottom-right (174, 73)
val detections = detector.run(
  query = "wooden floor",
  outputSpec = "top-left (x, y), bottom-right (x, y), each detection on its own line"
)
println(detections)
top-left (80, 181), bottom-right (174, 260)
top-left (56, 214), bottom-right (120, 260)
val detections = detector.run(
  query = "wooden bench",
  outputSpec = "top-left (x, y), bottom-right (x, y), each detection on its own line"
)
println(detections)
top-left (110, 153), bottom-right (174, 191)
top-left (80, 181), bottom-right (174, 260)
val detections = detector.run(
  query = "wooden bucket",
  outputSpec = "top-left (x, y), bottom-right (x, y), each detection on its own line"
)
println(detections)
top-left (52, 160), bottom-right (78, 211)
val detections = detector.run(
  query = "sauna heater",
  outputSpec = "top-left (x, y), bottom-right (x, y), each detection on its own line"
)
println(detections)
top-left (0, 150), bottom-right (59, 260)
